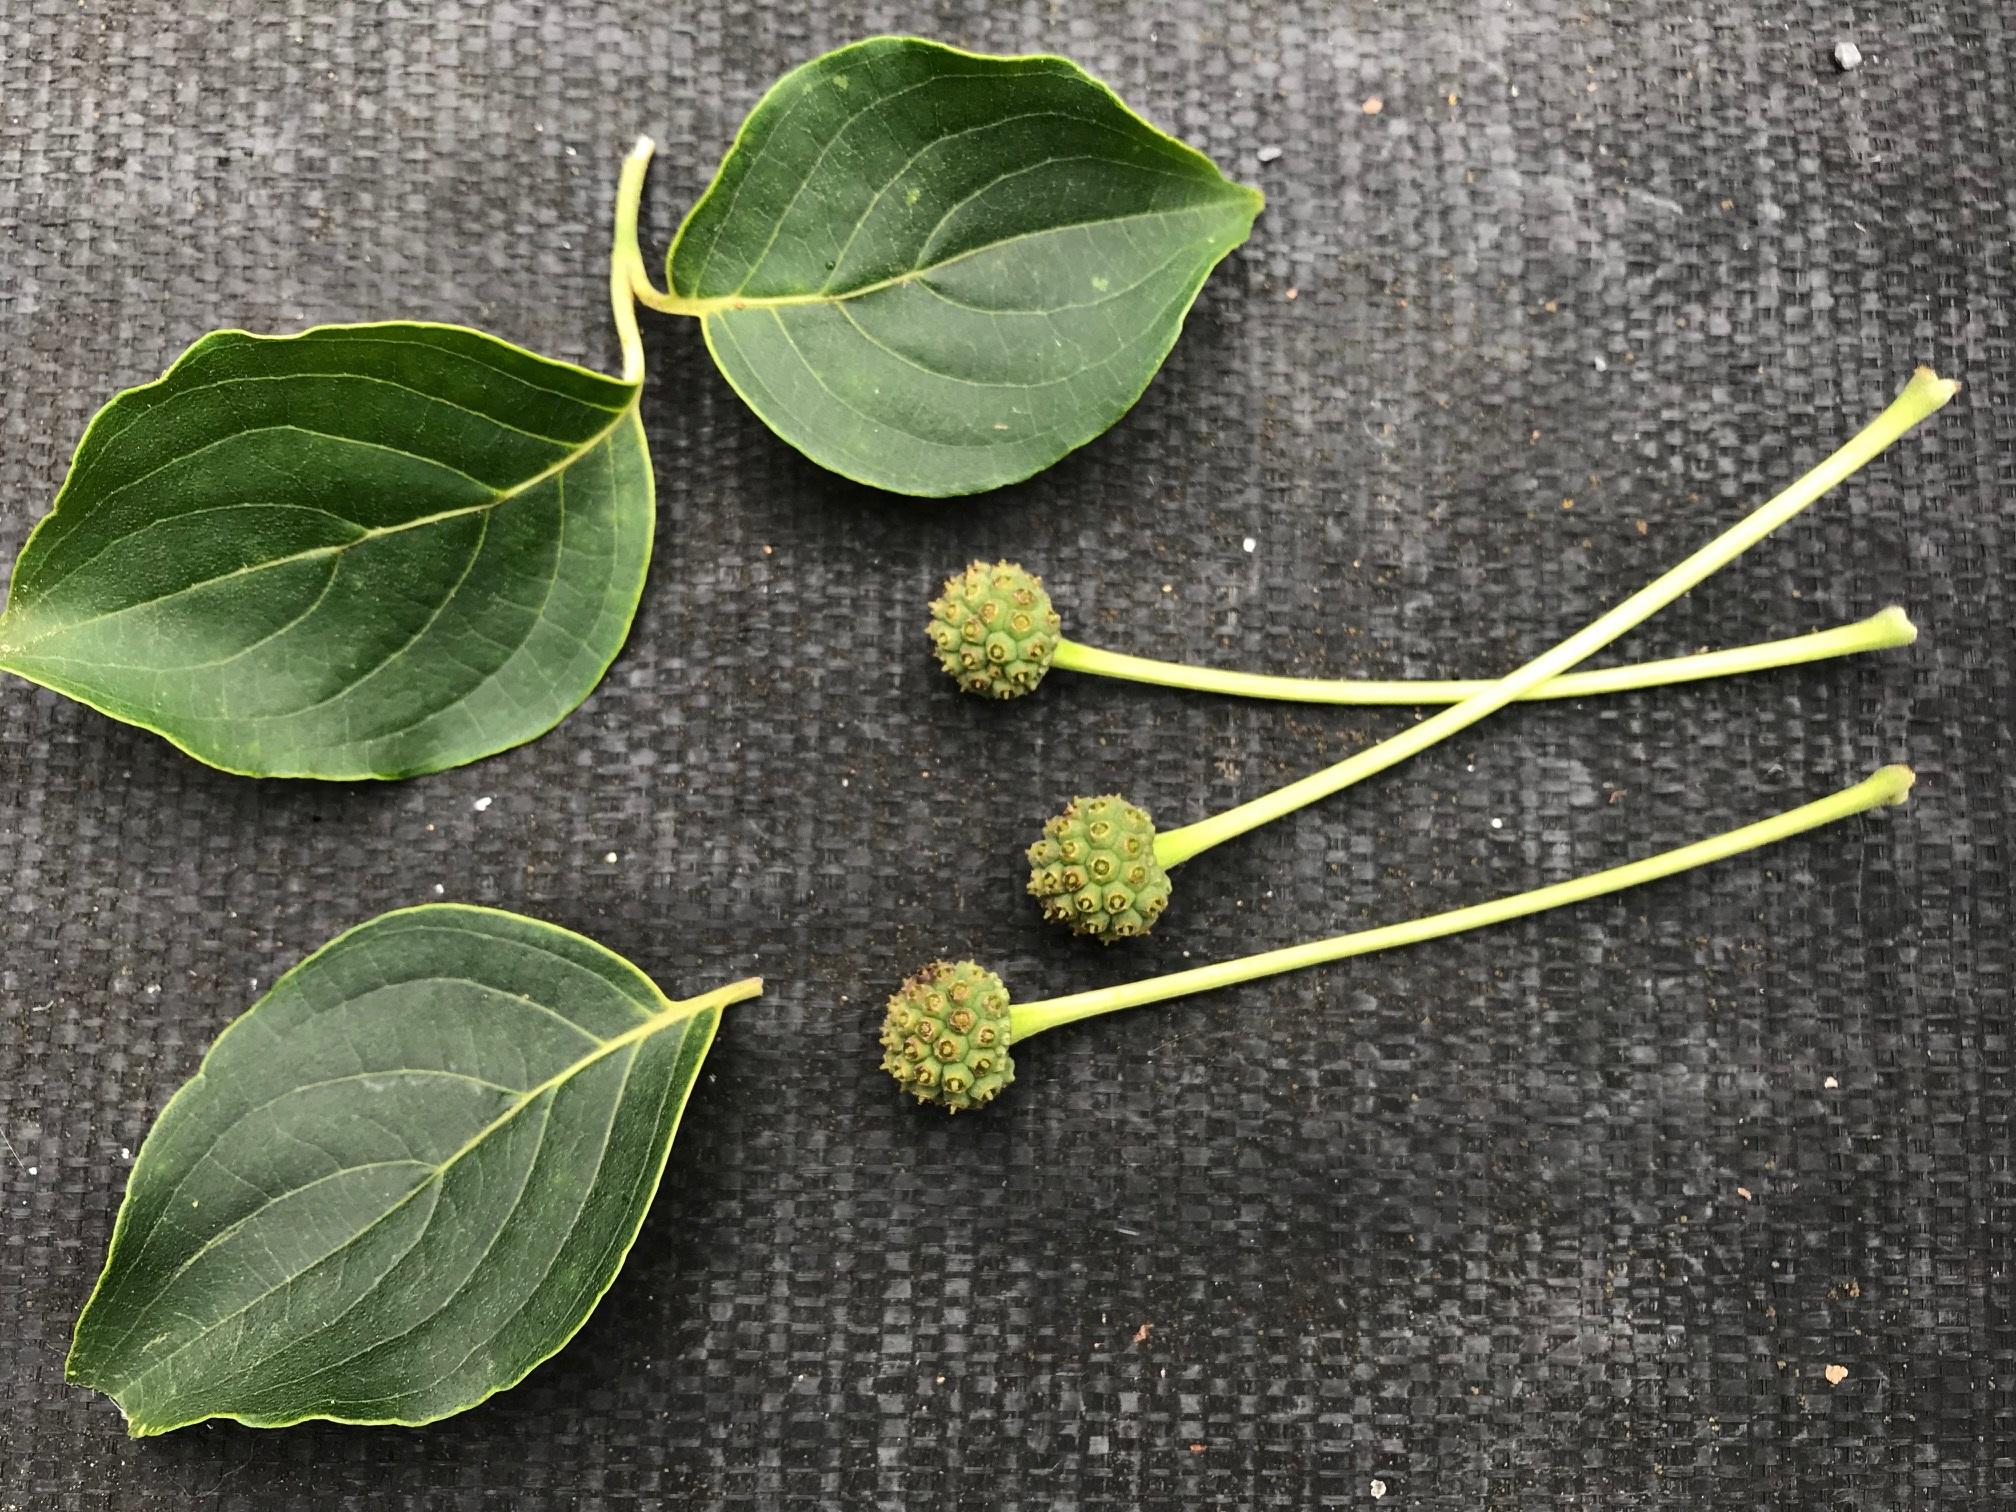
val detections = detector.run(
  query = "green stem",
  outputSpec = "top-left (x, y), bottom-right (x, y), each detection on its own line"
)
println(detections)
top-left (1051, 606), bottom-right (1915, 705)
top-left (676, 976), bottom-right (766, 1015)
top-left (1013, 764), bottom-right (1912, 1040)
top-left (1153, 370), bottom-right (1956, 868)
top-left (612, 136), bottom-right (715, 321)
top-left (609, 137), bottom-right (656, 384)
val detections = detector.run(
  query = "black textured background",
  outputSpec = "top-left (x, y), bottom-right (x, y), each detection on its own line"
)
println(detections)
top-left (2, 3), bottom-right (2012, 1507)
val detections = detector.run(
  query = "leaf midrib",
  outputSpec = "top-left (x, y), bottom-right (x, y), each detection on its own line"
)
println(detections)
top-left (674, 196), bottom-right (1254, 318)
top-left (98, 990), bottom-right (701, 1400)
top-left (0, 395), bottom-right (638, 660)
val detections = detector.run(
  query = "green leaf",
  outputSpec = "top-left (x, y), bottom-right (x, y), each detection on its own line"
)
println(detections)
top-left (66, 905), bottom-right (760, 1437)
top-left (0, 323), bottom-right (653, 779)
top-left (664, 36), bottom-right (1263, 496)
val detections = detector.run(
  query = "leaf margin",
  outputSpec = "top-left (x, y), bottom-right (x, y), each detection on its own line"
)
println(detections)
top-left (662, 33), bottom-right (1266, 497)
top-left (63, 901), bottom-right (743, 1438)
top-left (0, 320), bottom-right (654, 782)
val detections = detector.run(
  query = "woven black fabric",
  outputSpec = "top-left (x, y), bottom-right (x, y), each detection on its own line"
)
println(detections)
top-left (2, 3), bottom-right (2011, 1506)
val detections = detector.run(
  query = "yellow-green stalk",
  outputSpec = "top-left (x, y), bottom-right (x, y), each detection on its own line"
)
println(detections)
top-left (884, 766), bottom-right (1914, 1110)
top-left (1023, 370), bottom-right (1955, 939)
top-left (928, 559), bottom-right (1915, 705)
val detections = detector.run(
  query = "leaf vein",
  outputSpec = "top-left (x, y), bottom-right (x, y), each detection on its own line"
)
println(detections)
top-left (108, 999), bottom-right (692, 1398)
top-left (216, 1091), bottom-right (561, 1408)
top-left (750, 309), bottom-right (1076, 453)
top-left (7, 407), bottom-right (629, 652)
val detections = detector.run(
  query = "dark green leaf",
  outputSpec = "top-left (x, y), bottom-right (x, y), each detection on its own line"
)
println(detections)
top-left (66, 905), bottom-right (758, 1437)
top-left (666, 36), bottom-right (1262, 496)
top-left (0, 323), bottom-right (652, 779)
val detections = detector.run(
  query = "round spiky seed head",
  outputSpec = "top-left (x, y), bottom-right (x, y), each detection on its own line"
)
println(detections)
top-left (879, 960), bottom-right (1015, 1112)
top-left (927, 560), bottom-right (1061, 699)
top-left (1026, 794), bottom-right (1172, 941)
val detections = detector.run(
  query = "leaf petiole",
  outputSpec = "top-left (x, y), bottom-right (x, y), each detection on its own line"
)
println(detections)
top-left (611, 137), bottom-right (662, 377)
top-left (676, 976), bottom-right (768, 1016)
top-left (612, 136), bottom-right (710, 323)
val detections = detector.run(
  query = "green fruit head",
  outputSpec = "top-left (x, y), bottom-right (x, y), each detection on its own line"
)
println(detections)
top-left (927, 560), bottom-right (1061, 698)
top-left (1027, 794), bottom-right (1172, 941)
top-left (879, 959), bottom-right (1015, 1112)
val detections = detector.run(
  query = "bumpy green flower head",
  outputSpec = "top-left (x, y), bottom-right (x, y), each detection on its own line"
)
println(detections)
top-left (879, 960), bottom-right (1015, 1112)
top-left (1027, 794), bottom-right (1172, 941)
top-left (927, 560), bottom-right (1061, 698)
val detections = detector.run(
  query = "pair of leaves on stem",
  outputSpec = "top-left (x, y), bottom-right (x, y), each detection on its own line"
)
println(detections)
top-left (0, 37), bottom-right (1262, 779)
top-left (67, 905), bottom-right (756, 1438)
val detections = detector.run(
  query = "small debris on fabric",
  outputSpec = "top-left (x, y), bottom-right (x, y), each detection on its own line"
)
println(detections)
top-left (1256, 145), bottom-right (1283, 163)
top-left (1737, 1186), bottom-right (1753, 1201)
top-left (1133, 1322), bottom-right (1153, 1344)
top-left (1593, 355), bottom-right (1608, 372)
top-left (1371, 1481), bottom-right (1388, 1500)
top-left (1833, 41), bottom-right (1863, 71)
top-left (473, 796), bottom-right (493, 812)
top-left (433, 883), bottom-right (445, 895)
top-left (1361, 97), bottom-right (1383, 115)
top-left (1824, 1364), bottom-right (1849, 1386)
top-left (1489, 818), bottom-right (1503, 830)
top-left (1824, 1075), bottom-right (1839, 1089)
top-left (1284, 287), bottom-right (1298, 300)
top-left (1242, 537), bottom-right (1257, 553)
top-left (1189, 1443), bottom-right (1207, 1454)
top-left (604, 851), bottom-right (619, 864)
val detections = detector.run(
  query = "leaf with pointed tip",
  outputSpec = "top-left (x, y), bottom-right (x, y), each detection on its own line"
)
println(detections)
top-left (65, 905), bottom-right (759, 1437)
top-left (0, 323), bottom-right (653, 779)
top-left (666, 36), bottom-right (1263, 496)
